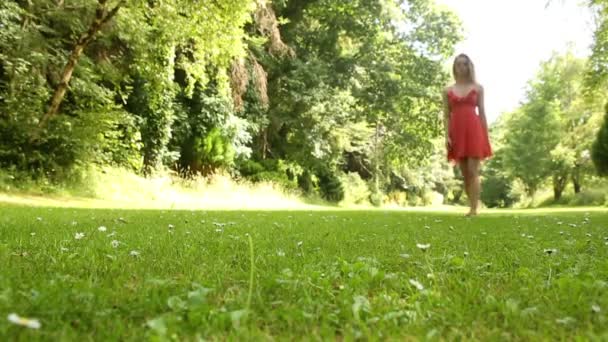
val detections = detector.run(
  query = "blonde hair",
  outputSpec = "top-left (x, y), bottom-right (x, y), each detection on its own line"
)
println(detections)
top-left (452, 53), bottom-right (476, 83)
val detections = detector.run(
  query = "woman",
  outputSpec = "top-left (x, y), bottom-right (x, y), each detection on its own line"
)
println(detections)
top-left (443, 53), bottom-right (492, 216)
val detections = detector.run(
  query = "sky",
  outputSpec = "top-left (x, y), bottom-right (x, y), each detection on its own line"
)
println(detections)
top-left (434, 0), bottom-right (596, 123)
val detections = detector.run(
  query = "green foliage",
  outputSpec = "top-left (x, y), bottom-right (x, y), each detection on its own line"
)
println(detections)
top-left (502, 53), bottom-right (590, 197)
top-left (592, 103), bottom-right (608, 176)
top-left (481, 152), bottom-right (518, 208)
top-left (339, 172), bottom-right (371, 205)
top-left (0, 0), bottom-right (463, 201)
top-left (316, 167), bottom-right (345, 202)
top-left (195, 128), bottom-right (236, 173)
top-left (586, 0), bottom-right (608, 90)
top-left (236, 158), bottom-right (301, 191)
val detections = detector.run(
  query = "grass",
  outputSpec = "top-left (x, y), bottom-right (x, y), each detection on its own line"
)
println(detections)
top-left (1, 204), bottom-right (608, 340)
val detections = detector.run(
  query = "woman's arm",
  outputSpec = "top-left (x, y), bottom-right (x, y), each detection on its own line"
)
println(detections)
top-left (477, 84), bottom-right (488, 132)
top-left (442, 87), bottom-right (451, 148)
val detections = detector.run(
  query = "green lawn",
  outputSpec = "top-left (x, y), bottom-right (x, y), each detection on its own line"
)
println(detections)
top-left (1, 205), bottom-right (607, 340)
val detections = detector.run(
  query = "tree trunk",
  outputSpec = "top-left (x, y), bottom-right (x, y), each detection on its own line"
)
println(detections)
top-left (553, 173), bottom-right (568, 201)
top-left (572, 167), bottom-right (582, 193)
top-left (34, 0), bottom-right (123, 135)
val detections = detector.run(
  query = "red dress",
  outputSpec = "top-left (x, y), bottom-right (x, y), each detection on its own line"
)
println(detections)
top-left (447, 88), bottom-right (492, 163)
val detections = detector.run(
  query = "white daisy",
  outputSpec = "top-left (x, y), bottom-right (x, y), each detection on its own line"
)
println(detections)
top-left (74, 232), bottom-right (85, 240)
top-left (7, 313), bottom-right (41, 329)
top-left (409, 279), bottom-right (424, 291)
top-left (129, 250), bottom-right (140, 257)
top-left (111, 240), bottom-right (120, 248)
top-left (416, 243), bottom-right (430, 251)
top-left (98, 226), bottom-right (107, 232)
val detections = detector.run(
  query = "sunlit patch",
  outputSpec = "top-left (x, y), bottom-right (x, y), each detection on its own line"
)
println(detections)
top-left (7, 313), bottom-right (41, 329)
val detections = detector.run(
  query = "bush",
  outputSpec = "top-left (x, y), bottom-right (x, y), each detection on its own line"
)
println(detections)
top-left (250, 171), bottom-right (298, 191)
top-left (368, 192), bottom-right (382, 207)
top-left (478, 151), bottom-right (519, 208)
top-left (338, 172), bottom-right (370, 205)
top-left (385, 191), bottom-right (406, 206)
top-left (569, 187), bottom-right (608, 206)
top-left (317, 167), bottom-right (344, 202)
top-left (236, 158), bottom-right (303, 192)
top-left (591, 103), bottom-right (608, 176)
top-left (297, 169), bottom-right (315, 195)
top-left (237, 160), bottom-right (265, 177)
top-left (481, 174), bottom-right (519, 208)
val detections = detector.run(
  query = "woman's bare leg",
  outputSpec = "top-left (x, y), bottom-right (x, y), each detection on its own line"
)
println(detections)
top-left (467, 158), bottom-right (481, 216)
top-left (459, 158), bottom-right (471, 213)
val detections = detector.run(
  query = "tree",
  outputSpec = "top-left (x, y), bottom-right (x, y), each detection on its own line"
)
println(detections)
top-left (503, 99), bottom-right (561, 197)
top-left (502, 52), bottom-right (600, 200)
top-left (586, 0), bottom-right (608, 90)
top-left (247, 0), bottom-right (461, 200)
top-left (592, 103), bottom-right (608, 176)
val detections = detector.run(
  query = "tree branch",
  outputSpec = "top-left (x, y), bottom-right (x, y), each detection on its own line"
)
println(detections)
top-left (32, 0), bottom-right (124, 141)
